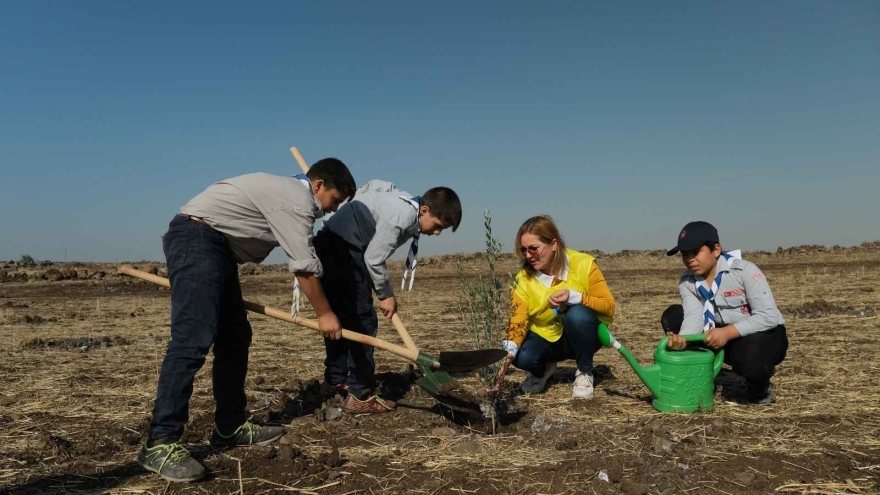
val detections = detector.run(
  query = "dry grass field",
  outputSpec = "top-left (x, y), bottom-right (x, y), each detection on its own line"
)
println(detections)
top-left (1, 244), bottom-right (879, 495)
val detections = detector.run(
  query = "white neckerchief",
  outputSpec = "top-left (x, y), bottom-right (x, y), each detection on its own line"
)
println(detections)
top-left (400, 196), bottom-right (420, 291)
top-left (694, 249), bottom-right (742, 331)
top-left (291, 173), bottom-right (321, 318)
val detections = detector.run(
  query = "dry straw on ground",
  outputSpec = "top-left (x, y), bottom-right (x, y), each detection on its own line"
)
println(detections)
top-left (0, 245), bottom-right (878, 494)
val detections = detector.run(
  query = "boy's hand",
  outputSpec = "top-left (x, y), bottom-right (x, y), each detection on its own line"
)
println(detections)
top-left (704, 326), bottom-right (738, 349)
top-left (379, 296), bottom-right (397, 319)
top-left (294, 273), bottom-right (341, 340)
top-left (318, 312), bottom-right (342, 340)
top-left (666, 332), bottom-right (687, 350)
top-left (548, 289), bottom-right (570, 309)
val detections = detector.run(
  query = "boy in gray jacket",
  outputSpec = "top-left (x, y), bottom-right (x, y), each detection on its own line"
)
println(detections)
top-left (315, 180), bottom-right (462, 414)
top-left (138, 159), bottom-right (356, 483)
top-left (662, 221), bottom-right (788, 404)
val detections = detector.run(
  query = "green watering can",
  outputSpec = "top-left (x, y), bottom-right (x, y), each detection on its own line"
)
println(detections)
top-left (598, 323), bottom-right (724, 413)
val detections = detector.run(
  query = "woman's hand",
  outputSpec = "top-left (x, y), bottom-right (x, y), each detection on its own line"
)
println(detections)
top-left (548, 289), bottom-right (570, 309)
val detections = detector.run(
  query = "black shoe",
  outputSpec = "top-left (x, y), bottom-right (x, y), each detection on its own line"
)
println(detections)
top-left (209, 419), bottom-right (284, 448)
top-left (747, 382), bottom-right (777, 404)
top-left (137, 441), bottom-right (205, 482)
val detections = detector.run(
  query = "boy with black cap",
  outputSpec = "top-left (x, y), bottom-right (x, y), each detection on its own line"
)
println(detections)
top-left (662, 221), bottom-right (788, 404)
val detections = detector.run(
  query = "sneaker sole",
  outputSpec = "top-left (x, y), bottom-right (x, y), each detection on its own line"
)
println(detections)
top-left (137, 459), bottom-right (204, 483)
top-left (256, 431), bottom-right (285, 445)
top-left (209, 431), bottom-right (284, 449)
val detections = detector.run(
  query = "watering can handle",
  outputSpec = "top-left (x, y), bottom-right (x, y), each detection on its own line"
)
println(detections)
top-left (658, 334), bottom-right (725, 377)
top-left (658, 333), bottom-right (708, 351)
top-left (713, 348), bottom-right (725, 377)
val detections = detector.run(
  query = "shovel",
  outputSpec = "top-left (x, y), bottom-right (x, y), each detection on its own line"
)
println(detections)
top-left (117, 265), bottom-right (506, 393)
top-left (288, 146), bottom-right (505, 394)
top-left (390, 314), bottom-right (466, 396)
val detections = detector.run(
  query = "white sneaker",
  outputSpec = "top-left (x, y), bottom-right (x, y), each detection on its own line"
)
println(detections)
top-left (521, 363), bottom-right (557, 394)
top-left (572, 370), bottom-right (594, 399)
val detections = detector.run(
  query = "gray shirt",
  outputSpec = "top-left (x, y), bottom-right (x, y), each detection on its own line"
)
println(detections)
top-left (179, 172), bottom-right (323, 275)
top-left (323, 180), bottom-right (420, 299)
top-left (679, 255), bottom-right (785, 336)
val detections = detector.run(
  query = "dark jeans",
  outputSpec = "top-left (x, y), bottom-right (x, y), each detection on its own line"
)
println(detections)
top-left (513, 305), bottom-right (602, 376)
top-left (660, 304), bottom-right (788, 388)
top-left (314, 229), bottom-right (378, 400)
top-left (149, 215), bottom-right (252, 442)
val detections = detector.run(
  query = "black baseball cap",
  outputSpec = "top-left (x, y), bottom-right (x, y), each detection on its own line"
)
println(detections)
top-left (666, 221), bottom-right (719, 256)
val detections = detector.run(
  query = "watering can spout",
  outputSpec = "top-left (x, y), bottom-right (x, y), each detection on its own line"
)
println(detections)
top-left (597, 323), bottom-right (662, 397)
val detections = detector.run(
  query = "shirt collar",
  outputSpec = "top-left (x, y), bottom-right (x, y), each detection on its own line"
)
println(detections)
top-left (293, 174), bottom-right (324, 219)
top-left (401, 196), bottom-right (421, 236)
top-left (535, 250), bottom-right (570, 287)
top-left (715, 249), bottom-right (742, 275)
top-left (311, 196), bottom-right (324, 219)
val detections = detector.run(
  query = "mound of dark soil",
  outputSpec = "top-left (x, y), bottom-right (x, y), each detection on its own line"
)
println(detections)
top-left (251, 446), bottom-right (343, 486)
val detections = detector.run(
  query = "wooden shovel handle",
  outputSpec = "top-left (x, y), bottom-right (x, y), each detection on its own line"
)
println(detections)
top-left (117, 264), bottom-right (423, 364)
top-left (391, 314), bottom-right (419, 353)
top-left (290, 146), bottom-right (310, 174)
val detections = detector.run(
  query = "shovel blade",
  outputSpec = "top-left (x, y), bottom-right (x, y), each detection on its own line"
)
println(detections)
top-left (415, 366), bottom-right (459, 395)
top-left (436, 349), bottom-right (509, 372)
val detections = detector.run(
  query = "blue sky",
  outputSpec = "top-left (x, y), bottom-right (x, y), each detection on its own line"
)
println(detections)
top-left (1, 1), bottom-right (878, 263)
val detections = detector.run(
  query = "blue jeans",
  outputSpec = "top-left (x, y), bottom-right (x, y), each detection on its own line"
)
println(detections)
top-left (513, 305), bottom-right (602, 376)
top-left (314, 230), bottom-right (378, 400)
top-left (149, 215), bottom-right (252, 442)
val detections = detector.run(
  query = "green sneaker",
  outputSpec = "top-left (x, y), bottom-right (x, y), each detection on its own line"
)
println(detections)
top-left (137, 441), bottom-right (205, 483)
top-left (209, 420), bottom-right (284, 448)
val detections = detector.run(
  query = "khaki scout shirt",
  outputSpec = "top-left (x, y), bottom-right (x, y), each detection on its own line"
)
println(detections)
top-left (679, 255), bottom-right (785, 336)
top-left (179, 172), bottom-right (323, 275)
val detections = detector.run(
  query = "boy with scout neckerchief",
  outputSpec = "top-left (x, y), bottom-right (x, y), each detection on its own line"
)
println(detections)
top-left (662, 221), bottom-right (788, 404)
top-left (313, 180), bottom-right (462, 414)
top-left (138, 159), bottom-right (356, 482)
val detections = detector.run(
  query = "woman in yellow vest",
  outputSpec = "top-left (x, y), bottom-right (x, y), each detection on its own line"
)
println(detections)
top-left (500, 216), bottom-right (615, 398)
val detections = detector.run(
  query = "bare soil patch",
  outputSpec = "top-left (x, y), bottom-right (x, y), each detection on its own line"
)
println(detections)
top-left (784, 299), bottom-right (876, 319)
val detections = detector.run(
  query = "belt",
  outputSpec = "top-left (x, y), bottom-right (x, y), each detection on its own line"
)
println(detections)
top-left (179, 214), bottom-right (208, 226)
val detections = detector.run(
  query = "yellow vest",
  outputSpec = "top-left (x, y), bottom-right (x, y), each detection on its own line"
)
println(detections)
top-left (513, 249), bottom-right (613, 342)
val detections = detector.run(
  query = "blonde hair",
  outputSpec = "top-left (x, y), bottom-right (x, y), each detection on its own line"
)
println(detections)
top-left (515, 215), bottom-right (567, 278)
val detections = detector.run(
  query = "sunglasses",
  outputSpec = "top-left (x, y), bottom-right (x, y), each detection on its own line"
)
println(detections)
top-left (519, 244), bottom-right (546, 256)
